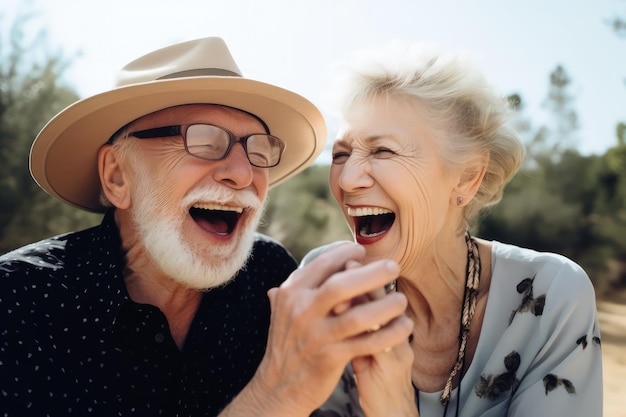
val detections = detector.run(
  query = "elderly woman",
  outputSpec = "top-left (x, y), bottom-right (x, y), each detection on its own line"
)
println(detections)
top-left (309, 44), bottom-right (603, 417)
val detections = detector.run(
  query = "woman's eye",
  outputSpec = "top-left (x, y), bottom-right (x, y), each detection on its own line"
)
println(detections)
top-left (332, 152), bottom-right (350, 164)
top-left (373, 148), bottom-right (395, 159)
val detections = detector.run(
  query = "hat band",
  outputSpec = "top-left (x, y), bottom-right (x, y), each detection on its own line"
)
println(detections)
top-left (158, 68), bottom-right (241, 79)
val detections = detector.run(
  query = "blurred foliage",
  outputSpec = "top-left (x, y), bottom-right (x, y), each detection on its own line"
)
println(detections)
top-left (607, 12), bottom-right (626, 38)
top-left (1, 11), bottom-right (626, 300)
top-left (263, 64), bottom-right (626, 300)
top-left (258, 165), bottom-right (352, 261)
top-left (0, 14), bottom-right (100, 253)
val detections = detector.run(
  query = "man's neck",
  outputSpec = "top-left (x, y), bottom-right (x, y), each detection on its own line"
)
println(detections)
top-left (124, 269), bottom-right (203, 349)
top-left (115, 209), bottom-right (203, 349)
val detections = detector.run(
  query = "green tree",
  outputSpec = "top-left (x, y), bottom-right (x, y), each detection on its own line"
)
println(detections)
top-left (0, 14), bottom-right (100, 254)
top-left (258, 164), bottom-right (352, 261)
top-left (606, 12), bottom-right (626, 38)
top-left (521, 65), bottom-right (579, 165)
top-left (588, 123), bottom-right (626, 292)
top-left (479, 65), bottom-right (613, 290)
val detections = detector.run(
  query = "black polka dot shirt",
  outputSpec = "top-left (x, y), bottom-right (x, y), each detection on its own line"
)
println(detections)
top-left (0, 211), bottom-right (297, 416)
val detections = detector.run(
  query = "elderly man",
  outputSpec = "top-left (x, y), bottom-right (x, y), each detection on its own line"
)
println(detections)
top-left (0, 37), bottom-right (411, 416)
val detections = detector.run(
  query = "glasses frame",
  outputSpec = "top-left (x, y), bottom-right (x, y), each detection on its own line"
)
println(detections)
top-left (127, 124), bottom-right (286, 168)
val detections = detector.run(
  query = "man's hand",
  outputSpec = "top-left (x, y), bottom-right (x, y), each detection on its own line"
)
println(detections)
top-left (221, 242), bottom-right (413, 417)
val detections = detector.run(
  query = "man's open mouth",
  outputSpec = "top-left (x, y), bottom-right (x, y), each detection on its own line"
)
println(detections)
top-left (189, 203), bottom-right (243, 236)
top-left (347, 206), bottom-right (396, 238)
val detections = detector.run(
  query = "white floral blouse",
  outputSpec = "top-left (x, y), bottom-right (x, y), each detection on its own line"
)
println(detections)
top-left (308, 240), bottom-right (603, 417)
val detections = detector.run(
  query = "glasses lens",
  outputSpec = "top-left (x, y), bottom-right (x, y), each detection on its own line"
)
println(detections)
top-left (184, 124), bottom-right (284, 167)
top-left (247, 135), bottom-right (283, 167)
top-left (185, 125), bottom-right (230, 160)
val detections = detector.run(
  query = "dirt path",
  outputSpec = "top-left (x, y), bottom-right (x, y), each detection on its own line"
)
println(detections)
top-left (598, 300), bottom-right (626, 417)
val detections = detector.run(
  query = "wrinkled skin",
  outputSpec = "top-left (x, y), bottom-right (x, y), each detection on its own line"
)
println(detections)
top-left (222, 242), bottom-right (414, 416)
top-left (328, 95), bottom-right (489, 417)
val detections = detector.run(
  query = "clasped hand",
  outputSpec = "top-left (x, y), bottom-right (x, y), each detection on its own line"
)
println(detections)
top-left (250, 242), bottom-right (414, 416)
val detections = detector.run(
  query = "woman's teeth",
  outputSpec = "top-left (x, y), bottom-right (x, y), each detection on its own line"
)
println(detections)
top-left (347, 206), bottom-right (392, 217)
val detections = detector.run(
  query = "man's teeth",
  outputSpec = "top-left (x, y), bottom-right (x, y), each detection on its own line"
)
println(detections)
top-left (192, 203), bottom-right (243, 213)
top-left (347, 207), bottom-right (392, 217)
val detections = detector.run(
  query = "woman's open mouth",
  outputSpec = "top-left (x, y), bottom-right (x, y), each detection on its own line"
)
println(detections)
top-left (189, 203), bottom-right (243, 236)
top-left (347, 206), bottom-right (396, 243)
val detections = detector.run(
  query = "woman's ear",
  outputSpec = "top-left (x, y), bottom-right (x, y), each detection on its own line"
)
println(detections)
top-left (98, 145), bottom-right (131, 209)
top-left (454, 150), bottom-right (489, 206)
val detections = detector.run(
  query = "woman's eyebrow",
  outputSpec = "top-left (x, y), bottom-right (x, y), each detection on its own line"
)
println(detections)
top-left (338, 134), bottom-right (389, 144)
top-left (364, 135), bottom-right (387, 143)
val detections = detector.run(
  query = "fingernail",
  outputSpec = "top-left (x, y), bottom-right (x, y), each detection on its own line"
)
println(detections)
top-left (385, 260), bottom-right (399, 273)
top-left (368, 324), bottom-right (382, 332)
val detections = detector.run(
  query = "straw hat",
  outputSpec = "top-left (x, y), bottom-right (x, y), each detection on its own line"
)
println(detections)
top-left (29, 37), bottom-right (327, 212)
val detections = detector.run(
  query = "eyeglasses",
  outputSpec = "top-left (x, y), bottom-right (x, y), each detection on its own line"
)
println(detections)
top-left (127, 124), bottom-right (286, 168)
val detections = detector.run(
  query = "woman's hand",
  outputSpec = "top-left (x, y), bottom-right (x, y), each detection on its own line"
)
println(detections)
top-left (239, 242), bottom-right (413, 417)
top-left (352, 339), bottom-right (419, 417)
top-left (347, 266), bottom-right (418, 417)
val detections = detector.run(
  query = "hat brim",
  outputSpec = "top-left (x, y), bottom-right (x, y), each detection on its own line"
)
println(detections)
top-left (29, 77), bottom-right (327, 212)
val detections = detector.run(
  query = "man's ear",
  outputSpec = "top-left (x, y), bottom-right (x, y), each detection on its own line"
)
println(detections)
top-left (98, 145), bottom-right (131, 209)
top-left (453, 151), bottom-right (489, 206)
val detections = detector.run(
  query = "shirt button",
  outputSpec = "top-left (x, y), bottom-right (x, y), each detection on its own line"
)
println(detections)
top-left (155, 333), bottom-right (165, 343)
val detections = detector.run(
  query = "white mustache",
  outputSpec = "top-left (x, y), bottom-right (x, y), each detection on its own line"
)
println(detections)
top-left (182, 186), bottom-right (262, 211)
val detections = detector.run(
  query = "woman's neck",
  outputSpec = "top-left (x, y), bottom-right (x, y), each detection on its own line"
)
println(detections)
top-left (400, 236), bottom-right (493, 393)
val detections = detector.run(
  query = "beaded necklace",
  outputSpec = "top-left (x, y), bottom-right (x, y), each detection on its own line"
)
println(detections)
top-left (412, 231), bottom-right (481, 417)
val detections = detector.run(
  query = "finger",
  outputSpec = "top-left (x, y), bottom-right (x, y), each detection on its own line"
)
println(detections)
top-left (332, 280), bottom-right (389, 316)
top-left (345, 259), bottom-right (362, 270)
top-left (351, 329), bottom-right (414, 374)
top-left (331, 259), bottom-right (364, 315)
top-left (339, 315), bottom-right (414, 358)
top-left (332, 301), bottom-right (351, 316)
top-left (376, 331), bottom-right (414, 360)
top-left (330, 292), bottom-right (408, 340)
top-left (346, 259), bottom-right (389, 302)
top-left (267, 287), bottom-right (278, 309)
top-left (281, 242), bottom-right (365, 289)
top-left (316, 259), bottom-right (400, 313)
top-left (367, 286), bottom-right (388, 301)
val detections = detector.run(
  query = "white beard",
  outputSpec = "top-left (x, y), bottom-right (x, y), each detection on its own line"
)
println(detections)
top-left (130, 167), bottom-right (264, 290)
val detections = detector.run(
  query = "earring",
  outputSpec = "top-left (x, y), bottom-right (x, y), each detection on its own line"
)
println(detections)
top-left (457, 196), bottom-right (463, 206)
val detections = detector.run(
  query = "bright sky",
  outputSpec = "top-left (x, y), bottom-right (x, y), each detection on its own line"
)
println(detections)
top-left (2, 0), bottom-right (625, 161)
